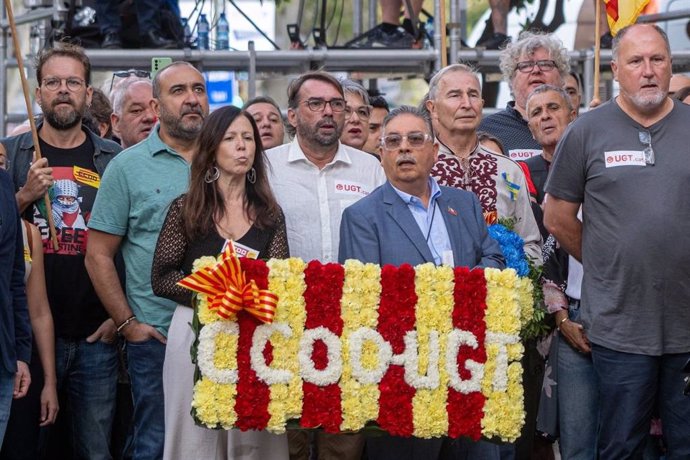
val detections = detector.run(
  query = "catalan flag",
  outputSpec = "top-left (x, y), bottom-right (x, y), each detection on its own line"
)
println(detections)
top-left (605, 0), bottom-right (652, 36)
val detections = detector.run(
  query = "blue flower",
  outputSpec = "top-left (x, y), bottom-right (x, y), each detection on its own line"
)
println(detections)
top-left (488, 224), bottom-right (530, 276)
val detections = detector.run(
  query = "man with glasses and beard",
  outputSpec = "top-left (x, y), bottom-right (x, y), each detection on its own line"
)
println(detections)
top-left (544, 24), bottom-right (690, 458)
top-left (86, 61), bottom-right (209, 460)
top-left (1, 42), bottom-right (122, 458)
top-left (266, 71), bottom-right (385, 460)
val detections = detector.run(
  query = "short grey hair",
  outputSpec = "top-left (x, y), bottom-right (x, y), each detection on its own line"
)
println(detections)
top-left (339, 78), bottom-right (370, 105)
top-left (427, 63), bottom-right (481, 100)
top-left (525, 84), bottom-right (573, 115)
top-left (612, 24), bottom-right (670, 61)
top-left (382, 105), bottom-right (434, 138)
top-left (500, 31), bottom-right (570, 89)
top-left (110, 77), bottom-right (151, 115)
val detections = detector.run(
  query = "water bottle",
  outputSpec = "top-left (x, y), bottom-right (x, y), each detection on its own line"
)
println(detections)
top-left (216, 13), bottom-right (229, 50)
top-left (182, 18), bottom-right (193, 48)
top-left (198, 14), bottom-right (209, 50)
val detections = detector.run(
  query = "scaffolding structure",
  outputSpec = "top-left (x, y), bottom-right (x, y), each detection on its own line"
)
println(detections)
top-left (2, 2), bottom-right (690, 136)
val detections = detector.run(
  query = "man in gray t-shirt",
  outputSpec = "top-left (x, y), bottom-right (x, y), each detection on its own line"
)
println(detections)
top-left (544, 24), bottom-right (690, 459)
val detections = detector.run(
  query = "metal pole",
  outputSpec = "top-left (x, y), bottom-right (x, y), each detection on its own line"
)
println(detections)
top-left (368, 0), bottom-right (376, 29)
top-left (449, 0), bottom-right (459, 64)
top-left (433, 0), bottom-right (441, 71)
top-left (583, 49), bottom-right (594, 108)
top-left (248, 40), bottom-right (256, 99)
top-left (458, 0), bottom-right (467, 43)
top-left (353, 0), bottom-right (362, 37)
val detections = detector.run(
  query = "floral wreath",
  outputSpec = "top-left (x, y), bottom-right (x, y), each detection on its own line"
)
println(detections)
top-left (179, 226), bottom-right (534, 441)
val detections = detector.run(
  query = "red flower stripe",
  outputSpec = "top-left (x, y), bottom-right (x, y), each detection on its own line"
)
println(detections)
top-left (447, 267), bottom-right (487, 440)
top-left (376, 264), bottom-right (417, 437)
top-left (234, 258), bottom-right (272, 431)
top-left (300, 261), bottom-right (345, 432)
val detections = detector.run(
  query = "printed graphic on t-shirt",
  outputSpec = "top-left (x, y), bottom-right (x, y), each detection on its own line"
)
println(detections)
top-left (33, 166), bottom-right (100, 255)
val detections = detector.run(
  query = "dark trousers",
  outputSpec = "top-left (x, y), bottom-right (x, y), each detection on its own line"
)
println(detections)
top-left (592, 344), bottom-right (690, 459)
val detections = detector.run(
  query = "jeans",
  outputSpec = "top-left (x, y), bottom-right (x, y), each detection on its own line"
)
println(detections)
top-left (0, 369), bottom-right (14, 449)
top-left (557, 305), bottom-right (597, 460)
top-left (591, 344), bottom-right (690, 459)
top-left (126, 338), bottom-right (166, 460)
top-left (55, 338), bottom-right (118, 460)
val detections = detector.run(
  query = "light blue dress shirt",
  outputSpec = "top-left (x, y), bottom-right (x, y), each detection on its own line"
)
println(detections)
top-left (391, 178), bottom-right (453, 265)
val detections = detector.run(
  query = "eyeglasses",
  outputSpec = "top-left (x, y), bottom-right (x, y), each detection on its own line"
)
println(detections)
top-left (302, 98), bottom-right (347, 112)
top-left (515, 60), bottom-right (557, 73)
top-left (381, 132), bottom-right (432, 150)
top-left (109, 69), bottom-right (151, 92)
top-left (638, 130), bottom-right (655, 166)
top-left (344, 105), bottom-right (372, 120)
top-left (41, 77), bottom-right (86, 92)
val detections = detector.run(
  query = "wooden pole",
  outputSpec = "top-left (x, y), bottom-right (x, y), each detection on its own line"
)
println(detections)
top-left (591, 0), bottom-right (602, 107)
top-left (3, 0), bottom-right (59, 250)
top-left (439, 0), bottom-right (448, 68)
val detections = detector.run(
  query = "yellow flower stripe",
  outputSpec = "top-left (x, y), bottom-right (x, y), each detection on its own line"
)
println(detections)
top-left (194, 255), bottom-right (222, 325)
top-left (340, 260), bottom-right (382, 431)
top-left (412, 263), bottom-right (453, 438)
top-left (191, 254), bottom-right (238, 428)
top-left (192, 379), bottom-right (237, 429)
top-left (516, 276), bottom-right (534, 329)
top-left (265, 258), bottom-right (307, 432)
top-left (481, 268), bottom-right (526, 441)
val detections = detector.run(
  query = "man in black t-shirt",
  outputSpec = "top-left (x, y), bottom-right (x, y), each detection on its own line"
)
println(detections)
top-left (2, 43), bottom-right (122, 459)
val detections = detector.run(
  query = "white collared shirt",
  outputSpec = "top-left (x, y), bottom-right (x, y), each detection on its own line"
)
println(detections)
top-left (267, 138), bottom-right (386, 262)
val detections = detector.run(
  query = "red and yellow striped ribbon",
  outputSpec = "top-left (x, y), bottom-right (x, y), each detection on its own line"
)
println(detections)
top-left (178, 245), bottom-right (278, 323)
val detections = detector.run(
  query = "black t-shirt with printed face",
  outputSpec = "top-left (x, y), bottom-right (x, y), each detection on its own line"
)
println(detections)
top-left (29, 136), bottom-right (109, 338)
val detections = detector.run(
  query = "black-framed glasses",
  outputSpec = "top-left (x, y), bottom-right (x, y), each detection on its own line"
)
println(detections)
top-left (515, 59), bottom-right (557, 73)
top-left (303, 98), bottom-right (347, 113)
top-left (344, 105), bottom-right (372, 120)
top-left (41, 77), bottom-right (86, 92)
top-left (109, 69), bottom-right (151, 92)
top-left (639, 130), bottom-right (655, 166)
top-left (381, 132), bottom-right (432, 150)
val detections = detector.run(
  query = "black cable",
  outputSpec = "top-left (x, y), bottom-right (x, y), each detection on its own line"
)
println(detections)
top-left (330, 0), bottom-right (344, 46)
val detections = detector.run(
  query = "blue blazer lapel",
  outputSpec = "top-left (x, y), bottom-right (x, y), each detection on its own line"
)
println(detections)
top-left (437, 194), bottom-right (463, 262)
top-left (382, 183), bottom-right (435, 263)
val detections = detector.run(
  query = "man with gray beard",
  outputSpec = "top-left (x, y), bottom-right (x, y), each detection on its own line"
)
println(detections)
top-left (266, 71), bottom-right (385, 460)
top-left (1, 42), bottom-right (122, 459)
top-left (86, 61), bottom-right (209, 460)
top-left (544, 24), bottom-right (690, 458)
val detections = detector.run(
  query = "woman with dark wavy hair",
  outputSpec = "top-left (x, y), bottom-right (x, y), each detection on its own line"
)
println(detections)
top-left (152, 105), bottom-right (289, 460)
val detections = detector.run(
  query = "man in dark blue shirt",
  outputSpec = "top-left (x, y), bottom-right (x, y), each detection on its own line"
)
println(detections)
top-left (0, 168), bottom-right (31, 447)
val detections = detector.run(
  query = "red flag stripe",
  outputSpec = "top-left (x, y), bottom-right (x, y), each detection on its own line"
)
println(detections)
top-left (376, 264), bottom-right (416, 437)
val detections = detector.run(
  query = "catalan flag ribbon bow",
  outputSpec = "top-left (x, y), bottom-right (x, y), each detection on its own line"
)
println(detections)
top-left (177, 244), bottom-right (278, 323)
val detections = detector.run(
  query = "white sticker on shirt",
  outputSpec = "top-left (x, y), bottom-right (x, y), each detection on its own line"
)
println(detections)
top-left (604, 151), bottom-right (646, 168)
top-left (220, 240), bottom-right (260, 259)
top-left (508, 149), bottom-right (541, 160)
top-left (334, 180), bottom-right (370, 196)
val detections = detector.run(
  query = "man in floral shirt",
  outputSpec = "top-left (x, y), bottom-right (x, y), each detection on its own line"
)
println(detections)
top-left (426, 64), bottom-right (541, 264)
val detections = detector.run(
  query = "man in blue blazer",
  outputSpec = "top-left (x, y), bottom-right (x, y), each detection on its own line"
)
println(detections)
top-left (339, 106), bottom-right (503, 270)
top-left (0, 168), bottom-right (31, 446)
top-left (338, 106), bottom-right (504, 460)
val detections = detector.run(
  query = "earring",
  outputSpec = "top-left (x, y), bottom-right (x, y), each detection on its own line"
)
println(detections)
top-left (204, 166), bottom-right (220, 183)
top-left (246, 167), bottom-right (256, 184)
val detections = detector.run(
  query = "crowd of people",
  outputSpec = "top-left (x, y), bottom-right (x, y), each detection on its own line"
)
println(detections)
top-left (1, 21), bottom-right (689, 460)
